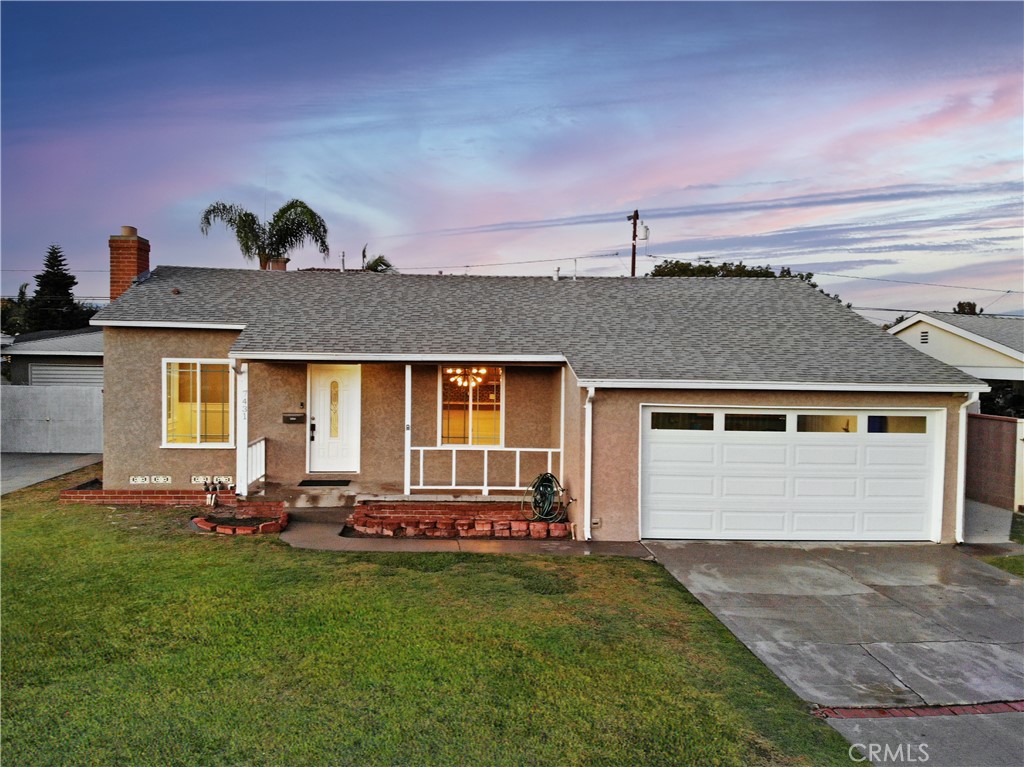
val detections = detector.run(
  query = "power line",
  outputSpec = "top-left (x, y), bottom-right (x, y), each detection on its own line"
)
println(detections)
top-left (813, 272), bottom-right (1022, 294)
top-left (398, 251), bottom-right (621, 271)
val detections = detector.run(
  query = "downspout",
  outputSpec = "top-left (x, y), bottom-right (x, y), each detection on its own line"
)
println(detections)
top-left (954, 391), bottom-right (980, 544)
top-left (583, 387), bottom-right (595, 541)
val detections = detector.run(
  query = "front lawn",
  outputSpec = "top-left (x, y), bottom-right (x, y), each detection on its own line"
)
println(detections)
top-left (2, 465), bottom-right (852, 766)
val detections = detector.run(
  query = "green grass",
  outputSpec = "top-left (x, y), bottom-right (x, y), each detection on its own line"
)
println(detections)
top-left (984, 512), bottom-right (1024, 578)
top-left (2, 465), bottom-right (853, 767)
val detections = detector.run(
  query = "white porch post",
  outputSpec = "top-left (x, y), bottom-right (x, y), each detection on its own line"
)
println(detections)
top-left (234, 362), bottom-right (249, 497)
top-left (403, 364), bottom-right (412, 495)
top-left (559, 367), bottom-right (566, 481)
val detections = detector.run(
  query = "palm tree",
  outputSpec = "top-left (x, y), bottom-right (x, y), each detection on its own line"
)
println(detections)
top-left (361, 245), bottom-right (396, 273)
top-left (199, 199), bottom-right (330, 269)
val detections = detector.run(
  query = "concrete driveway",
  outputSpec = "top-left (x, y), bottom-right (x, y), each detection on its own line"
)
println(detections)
top-left (1, 453), bottom-right (101, 495)
top-left (646, 541), bottom-right (1024, 709)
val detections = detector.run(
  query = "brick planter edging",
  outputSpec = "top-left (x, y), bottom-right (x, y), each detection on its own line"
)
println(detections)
top-left (193, 512), bottom-right (290, 536)
top-left (60, 487), bottom-right (285, 516)
top-left (813, 700), bottom-right (1024, 719)
top-left (347, 512), bottom-right (570, 540)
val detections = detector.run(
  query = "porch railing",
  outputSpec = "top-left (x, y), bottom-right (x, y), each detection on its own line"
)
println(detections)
top-left (410, 446), bottom-right (560, 495)
top-left (246, 437), bottom-right (267, 491)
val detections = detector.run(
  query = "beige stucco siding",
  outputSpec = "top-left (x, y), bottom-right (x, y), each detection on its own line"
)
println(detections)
top-left (103, 327), bottom-right (239, 489)
top-left (588, 388), bottom-right (966, 542)
top-left (559, 366), bottom-right (587, 534)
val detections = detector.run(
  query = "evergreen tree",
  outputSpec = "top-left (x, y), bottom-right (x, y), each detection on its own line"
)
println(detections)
top-left (23, 245), bottom-right (95, 332)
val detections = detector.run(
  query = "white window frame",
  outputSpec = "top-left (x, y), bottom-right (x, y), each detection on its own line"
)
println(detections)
top-left (436, 365), bottom-right (505, 447)
top-left (161, 358), bottom-right (235, 449)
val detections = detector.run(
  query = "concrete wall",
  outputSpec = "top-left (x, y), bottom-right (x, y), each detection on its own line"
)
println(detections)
top-left (965, 413), bottom-right (1024, 510)
top-left (0, 385), bottom-right (103, 452)
top-left (588, 389), bottom-right (967, 542)
top-left (103, 327), bottom-right (238, 489)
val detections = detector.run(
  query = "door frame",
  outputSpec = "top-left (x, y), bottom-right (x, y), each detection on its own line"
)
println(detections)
top-left (306, 364), bottom-right (362, 473)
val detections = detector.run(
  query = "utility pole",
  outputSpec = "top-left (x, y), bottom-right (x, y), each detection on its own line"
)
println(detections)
top-left (627, 209), bottom-right (639, 277)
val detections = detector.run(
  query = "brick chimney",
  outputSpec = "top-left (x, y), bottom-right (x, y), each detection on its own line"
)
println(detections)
top-left (109, 226), bottom-right (150, 301)
top-left (267, 256), bottom-right (289, 271)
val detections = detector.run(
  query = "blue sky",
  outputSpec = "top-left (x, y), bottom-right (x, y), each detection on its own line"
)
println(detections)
top-left (2, 2), bottom-right (1022, 320)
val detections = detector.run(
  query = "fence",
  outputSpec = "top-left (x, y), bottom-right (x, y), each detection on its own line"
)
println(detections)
top-left (965, 413), bottom-right (1024, 511)
top-left (0, 385), bottom-right (103, 453)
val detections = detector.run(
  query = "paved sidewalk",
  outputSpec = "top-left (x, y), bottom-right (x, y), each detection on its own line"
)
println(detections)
top-left (1, 453), bottom-right (101, 495)
top-left (964, 499), bottom-right (1015, 544)
top-left (281, 518), bottom-right (652, 558)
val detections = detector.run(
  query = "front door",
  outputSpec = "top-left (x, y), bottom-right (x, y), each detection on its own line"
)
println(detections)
top-left (308, 365), bottom-right (361, 472)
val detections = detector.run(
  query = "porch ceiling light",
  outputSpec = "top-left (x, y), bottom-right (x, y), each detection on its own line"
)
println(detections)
top-left (446, 366), bottom-right (486, 388)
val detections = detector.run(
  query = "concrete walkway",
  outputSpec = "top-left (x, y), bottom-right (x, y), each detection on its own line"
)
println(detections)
top-left (964, 499), bottom-right (1015, 544)
top-left (281, 517), bottom-right (651, 558)
top-left (1, 452), bottom-right (101, 495)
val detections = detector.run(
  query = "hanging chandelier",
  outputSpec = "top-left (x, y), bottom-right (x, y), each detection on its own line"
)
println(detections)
top-left (445, 367), bottom-right (487, 387)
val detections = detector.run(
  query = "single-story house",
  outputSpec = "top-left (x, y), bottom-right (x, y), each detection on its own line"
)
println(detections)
top-left (3, 327), bottom-right (104, 386)
top-left (90, 227), bottom-right (987, 542)
top-left (889, 312), bottom-right (1023, 383)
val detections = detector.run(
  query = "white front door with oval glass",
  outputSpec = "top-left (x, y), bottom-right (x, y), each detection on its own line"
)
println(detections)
top-left (308, 364), bottom-right (361, 473)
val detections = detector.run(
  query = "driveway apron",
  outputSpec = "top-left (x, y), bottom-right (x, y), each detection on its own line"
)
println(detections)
top-left (644, 541), bottom-right (1024, 709)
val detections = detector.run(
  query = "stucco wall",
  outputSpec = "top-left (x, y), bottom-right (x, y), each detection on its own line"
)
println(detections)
top-left (559, 367), bottom-right (587, 535)
top-left (588, 388), bottom-right (966, 542)
top-left (103, 328), bottom-right (238, 489)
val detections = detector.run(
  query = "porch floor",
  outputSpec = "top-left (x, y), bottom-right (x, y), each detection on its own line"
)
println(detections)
top-left (250, 481), bottom-right (525, 510)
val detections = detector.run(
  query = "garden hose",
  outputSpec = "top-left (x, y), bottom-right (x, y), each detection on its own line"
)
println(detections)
top-left (523, 472), bottom-right (568, 522)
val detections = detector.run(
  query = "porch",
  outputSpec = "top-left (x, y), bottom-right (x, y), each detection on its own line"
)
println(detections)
top-left (232, 361), bottom-right (570, 502)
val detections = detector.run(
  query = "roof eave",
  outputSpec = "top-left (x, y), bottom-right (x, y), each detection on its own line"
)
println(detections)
top-left (573, 378), bottom-right (990, 393)
top-left (91, 319), bottom-right (246, 330)
top-left (228, 351), bottom-right (567, 363)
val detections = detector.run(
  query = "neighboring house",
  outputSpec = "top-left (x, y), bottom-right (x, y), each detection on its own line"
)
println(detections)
top-left (890, 312), bottom-right (1024, 511)
top-left (3, 327), bottom-right (104, 386)
top-left (91, 227), bottom-right (987, 543)
top-left (889, 312), bottom-right (1023, 383)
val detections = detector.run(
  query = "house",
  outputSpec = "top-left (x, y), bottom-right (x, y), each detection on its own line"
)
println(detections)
top-left (890, 312), bottom-right (1024, 512)
top-left (88, 227), bottom-right (987, 542)
top-left (889, 312), bottom-right (1023, 384)
top-left (3, 327), bottom-right (104, 386)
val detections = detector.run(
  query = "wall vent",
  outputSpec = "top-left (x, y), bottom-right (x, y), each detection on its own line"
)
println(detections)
top-left (920, 330), bottom-right (929, 344)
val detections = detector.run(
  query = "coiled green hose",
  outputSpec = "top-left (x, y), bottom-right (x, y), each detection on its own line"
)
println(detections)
top-left (523, 472), bottom-right (569, 522)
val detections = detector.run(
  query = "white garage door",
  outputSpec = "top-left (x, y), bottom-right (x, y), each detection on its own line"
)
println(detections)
top-left (641, 407), bottom-right (944, 541)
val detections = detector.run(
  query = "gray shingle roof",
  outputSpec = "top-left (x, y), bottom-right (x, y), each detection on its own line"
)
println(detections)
top-left (921, 312), bottom-right (1024, 354)
top-left (4, 327), bottom-right (104, 355)
top-left (92, 266), bottom-right (982, 388)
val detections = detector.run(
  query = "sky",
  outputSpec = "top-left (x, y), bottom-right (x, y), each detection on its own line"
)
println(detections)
top-left (2, 1), bottom-right (1022, 322)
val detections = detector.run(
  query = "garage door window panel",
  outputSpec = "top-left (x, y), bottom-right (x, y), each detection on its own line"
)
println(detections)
top-left (724, 413), bottom-right (787, 432)
top-left (868, 415), bottom-right (927, 434)
top-left (797, 414), bottom-right (857, 433)
top-left (651, 412), bottom-right (713, 430)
